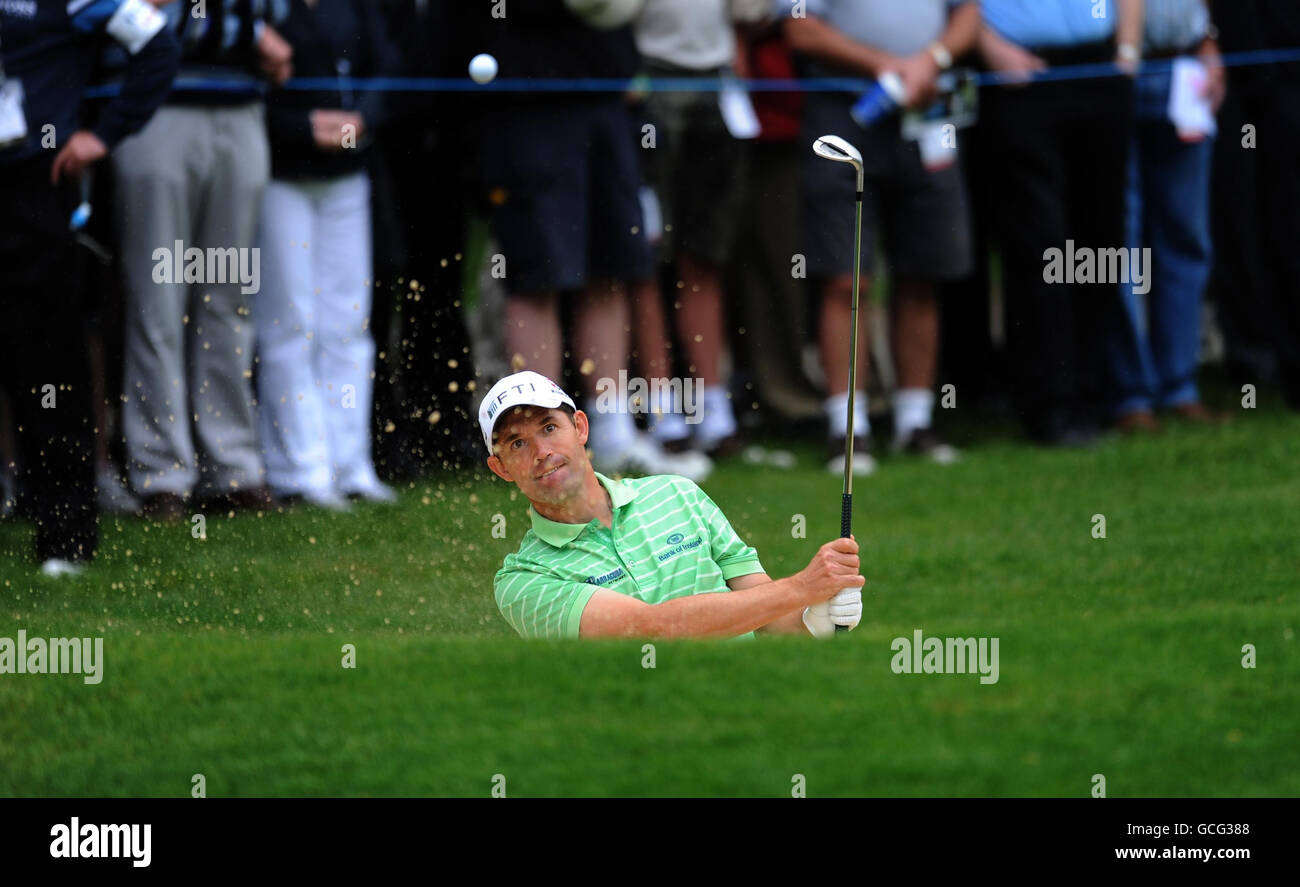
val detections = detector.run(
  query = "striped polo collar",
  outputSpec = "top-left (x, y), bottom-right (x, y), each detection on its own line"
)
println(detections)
top-left (528, 472), bottom-right (637, 548)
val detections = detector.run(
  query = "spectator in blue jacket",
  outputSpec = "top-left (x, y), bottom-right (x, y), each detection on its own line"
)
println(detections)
top-left (0, 0), bottom-right (179, 574)
top-left (978, 0), bottom-right (1143, 446)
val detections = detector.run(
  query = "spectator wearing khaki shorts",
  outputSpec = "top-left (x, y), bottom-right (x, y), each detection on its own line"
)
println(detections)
top-left (785, 0), bottom-right (979, 474)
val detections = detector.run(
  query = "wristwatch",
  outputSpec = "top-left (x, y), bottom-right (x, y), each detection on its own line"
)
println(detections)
top-left (928, 41), bottom-right (953, 70)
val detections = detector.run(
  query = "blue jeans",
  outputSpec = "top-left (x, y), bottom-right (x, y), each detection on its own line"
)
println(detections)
top-left (1106, 65), bottom-right (1214, 416)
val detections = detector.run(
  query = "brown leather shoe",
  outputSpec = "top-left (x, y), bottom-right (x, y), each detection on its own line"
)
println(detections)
top-left (1114, 410), bottom-right (1161, 435)
top-left (1171, 403), bottom-right (1226, 424)
top-left (141, 492), bottom-right (186, 523)
top-left (230, 485), bottom-right (273, 511)
top-left (704, 434), bottom-right (746, 461)
top-left (199, 485), bottom-right (274, 515)
top-left (664, 435), bottom-right (746, 460)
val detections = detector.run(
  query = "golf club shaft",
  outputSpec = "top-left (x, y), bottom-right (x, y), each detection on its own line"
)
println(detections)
top-left (842, 188), bottom-right (864, 510)
top-left (837, 189), bottom-right (864, 632)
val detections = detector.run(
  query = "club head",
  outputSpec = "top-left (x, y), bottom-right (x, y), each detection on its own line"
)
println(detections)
top-left (813, 134), bottom-right (864, 191)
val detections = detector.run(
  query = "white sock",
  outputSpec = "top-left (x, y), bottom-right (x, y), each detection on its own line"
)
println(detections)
top-left (825, 391), bottom-right (869, 439)
top-left (893, 388), bottom-right (934, 442)
top-left (696, 385), bottom-right (737, 448)
top-left (649, 386), bottom-right (689, 443)
top-left (584, 400), bottom-right (637, 456)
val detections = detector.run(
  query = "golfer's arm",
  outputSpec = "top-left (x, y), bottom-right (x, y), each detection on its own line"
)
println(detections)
top-left (729, 573), bottom-right (810, 634)
top-left (782, 14), bottom-right (897, 78)
top-left (578, 574), bottom-right (810, 639)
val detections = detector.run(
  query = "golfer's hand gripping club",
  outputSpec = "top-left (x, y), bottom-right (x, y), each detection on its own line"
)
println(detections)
top-left (801, 537), bottom-right (865, 639)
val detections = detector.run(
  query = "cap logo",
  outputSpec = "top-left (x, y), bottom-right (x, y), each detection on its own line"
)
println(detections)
top-left (481, 372), bottom-right (575, 452)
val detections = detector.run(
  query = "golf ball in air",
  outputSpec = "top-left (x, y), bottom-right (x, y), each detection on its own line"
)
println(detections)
top-left (469, 53), bottom-right (498, 85)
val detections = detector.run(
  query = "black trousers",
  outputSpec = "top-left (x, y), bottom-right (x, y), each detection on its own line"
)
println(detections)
top-left (1211, 77), bottom-right (1300, 406)
top-left (0, 156), bottom-right (99, 562)
top-left (981, 71), bottom-right (1135, 430)
top-left (369, 117), bottom-right (480, 473)
top-left (940, 108), bottom-right (1007, 410)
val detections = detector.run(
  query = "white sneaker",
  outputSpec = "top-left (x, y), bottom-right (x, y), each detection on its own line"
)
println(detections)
top-left (826, 452), bottom-right (877, 477)
top-left (275, 488), bottom-right (353, 512)
top-left (742, 445), bottom-right (797, 469)
top-left (657, 445), bottom-right (714, 483)
top-left (312, 490), bottom-right (356, 510)
top-left (343, 482), bottom-right (399, 504)
top-left (892, 427), bottom-right (961, 465)
top-left (826, 435), bottom-right (876, 477)
top-left (649, 411), bottom-right (690, 445)
top-left (593, 433), bottom-right (713, 482)
top-left (40, 558), bottom-right (84, 578)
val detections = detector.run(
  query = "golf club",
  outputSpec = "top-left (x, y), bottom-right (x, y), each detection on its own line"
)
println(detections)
top-left (812, 134), bottom-right (865, 633)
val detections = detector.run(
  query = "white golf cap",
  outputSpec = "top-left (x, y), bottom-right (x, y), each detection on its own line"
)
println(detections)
top-left (478, 371), bottom-right (577, 453)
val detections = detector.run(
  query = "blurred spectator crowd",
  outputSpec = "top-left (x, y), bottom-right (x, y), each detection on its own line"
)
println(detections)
top-left (1, 0), bottom-right (1297, 574)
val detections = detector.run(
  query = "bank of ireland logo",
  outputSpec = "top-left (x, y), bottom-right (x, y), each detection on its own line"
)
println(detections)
top-left (657, 533), bottom-right (700, 564)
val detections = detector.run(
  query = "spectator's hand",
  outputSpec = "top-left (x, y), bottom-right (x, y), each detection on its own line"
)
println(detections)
top-left (51, 131), bottom-right (107, 184)
top-left (310, 109), bottom-right (365, 151)
top-left (1198, 40), bottom-right (1227, 113)
top-left (894, 50), bottom-right (941, 109)
top-left (624, 72), bottom-right (651, 105)
top-left (257, 24), bottom-right (294, 86)
top-left (980, 28), bottom-right (1046, 86)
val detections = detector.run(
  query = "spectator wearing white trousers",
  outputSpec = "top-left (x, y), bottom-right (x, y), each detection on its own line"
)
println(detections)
top-left (256, 0), bottom-right (400, 508)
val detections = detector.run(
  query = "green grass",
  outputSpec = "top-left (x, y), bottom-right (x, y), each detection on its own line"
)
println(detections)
top-left (2, 403), bottom-right (1298, 797)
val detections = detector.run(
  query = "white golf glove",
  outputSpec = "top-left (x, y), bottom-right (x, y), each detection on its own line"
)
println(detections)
top-left (802, 587), bottom-right (863, 638)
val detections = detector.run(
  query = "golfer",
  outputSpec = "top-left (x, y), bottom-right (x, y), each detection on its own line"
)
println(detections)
top-left (481, 372), bottom-right (865, 639)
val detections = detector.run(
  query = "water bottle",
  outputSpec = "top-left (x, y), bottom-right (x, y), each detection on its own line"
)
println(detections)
top-left (850, 71), bottom-right (905, 128)
top-left (69, 173), bottom-right (92, 231)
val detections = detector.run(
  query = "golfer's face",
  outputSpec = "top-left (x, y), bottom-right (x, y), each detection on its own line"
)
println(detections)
top-left (490, 407), bottom-right (586, 503)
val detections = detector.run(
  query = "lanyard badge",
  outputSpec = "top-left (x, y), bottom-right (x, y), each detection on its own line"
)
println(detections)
top-left (0, 78), bottom-right (27, 149)
top-left (0, 20), bottom-right (29, 150)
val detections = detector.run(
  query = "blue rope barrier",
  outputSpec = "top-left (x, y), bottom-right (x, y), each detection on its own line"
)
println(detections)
top-left (81, 46), bottom-right (1300, 99)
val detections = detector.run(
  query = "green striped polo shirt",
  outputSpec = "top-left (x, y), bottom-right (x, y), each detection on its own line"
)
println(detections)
top-left (494, 473), bottom-right (765, 639)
